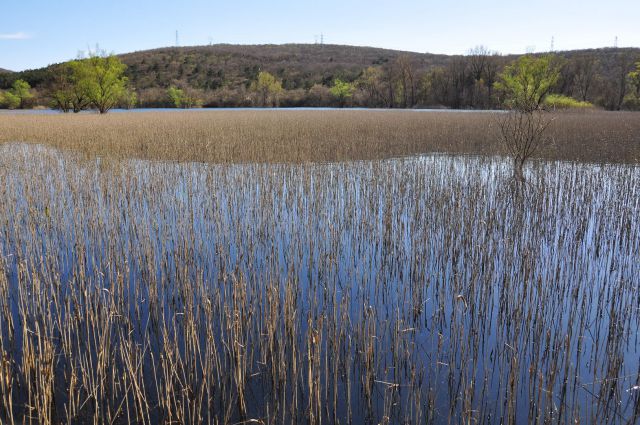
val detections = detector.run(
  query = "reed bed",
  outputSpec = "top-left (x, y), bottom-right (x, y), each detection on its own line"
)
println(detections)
top-left (0, 110), bottom-right (639, 164)
top-left (0, 142), bottom-right (638, 424)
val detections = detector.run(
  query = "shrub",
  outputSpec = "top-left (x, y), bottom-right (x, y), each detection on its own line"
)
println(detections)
top-left (544, 94), bottom-right (594, 110)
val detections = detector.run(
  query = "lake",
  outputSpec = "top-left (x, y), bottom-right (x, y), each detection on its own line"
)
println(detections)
top-left (0, 143), bottom-right (638, 424)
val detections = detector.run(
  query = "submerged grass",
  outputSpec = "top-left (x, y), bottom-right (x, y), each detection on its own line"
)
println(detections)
top-left (0, 110), bottom-right (638, 164)
top-left (0, 141), bottom-right (638, 424)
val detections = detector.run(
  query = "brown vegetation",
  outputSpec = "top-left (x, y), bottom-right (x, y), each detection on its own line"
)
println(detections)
top-left (0, 110), bottom-right (638, 164)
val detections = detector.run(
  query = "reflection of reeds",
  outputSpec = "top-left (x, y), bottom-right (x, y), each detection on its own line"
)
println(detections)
top-left (0, 110), bottom-right (638, 164)
top-left (0, 143), bottom-right (638, 424)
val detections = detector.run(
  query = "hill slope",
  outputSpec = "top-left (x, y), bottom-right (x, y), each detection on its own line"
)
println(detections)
top-left (119, 44), bottom-right (451, 90)
top-left (1, 44), bottom-right (638, 109)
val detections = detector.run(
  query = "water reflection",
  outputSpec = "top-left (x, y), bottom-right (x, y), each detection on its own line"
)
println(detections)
top-left (0, 144), bottom-right (638, 424)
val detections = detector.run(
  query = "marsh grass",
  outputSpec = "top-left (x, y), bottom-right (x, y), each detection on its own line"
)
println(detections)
top-left (0, 142), bottom-right (638, 424)
top-left (0, 110), bottom-right (638, 164)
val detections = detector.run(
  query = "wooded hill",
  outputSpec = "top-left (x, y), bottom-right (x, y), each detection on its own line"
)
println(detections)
top-left (1, 44), bottom-right (639, 110)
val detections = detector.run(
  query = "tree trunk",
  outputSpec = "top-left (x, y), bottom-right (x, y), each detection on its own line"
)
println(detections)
top-left (513, 157), bottom-right (525, 182)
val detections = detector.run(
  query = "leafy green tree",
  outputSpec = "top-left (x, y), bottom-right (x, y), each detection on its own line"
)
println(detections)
top-left (2, 92), bottom-right (20, 109)
top-left (51, 61), bottom-right (93, 113)
top-left (495, 55), bottom-right (561, 112)
top-left (167, 86), bottom-right (201, 108)
top-left (8, 79), bottom-right (34, 109)
top-left (167, 86), bottom-right (185, 108)
top-left (50, 85), bottom-right (73, 112)
top-left (121, 89), bottom-right (138, 109)
top-left (82, 55), bottom-right (129, 113)
top-left (330, 78), bottom-right (355, 107)
top-left (250, 72), bottom-right (283, 107)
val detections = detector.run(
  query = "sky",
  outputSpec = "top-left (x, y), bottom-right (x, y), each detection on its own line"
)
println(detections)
top-left (1, 0), bottom-right (639, 71)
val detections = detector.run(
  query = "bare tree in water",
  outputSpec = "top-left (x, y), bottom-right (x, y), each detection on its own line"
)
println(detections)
top-left (497, 111), bottom-right (552, 182)
top-left (495, 54), bottom-right (561, 182)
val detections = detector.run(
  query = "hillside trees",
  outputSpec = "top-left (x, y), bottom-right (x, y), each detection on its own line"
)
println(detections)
top-left (330, 79), bottom-right (355, 107)
top-left (3, 45), bottom-right (640, 110)
top-left (357, 67), bottom-right (386, 107)
top-left (395, 55), bottom-right (417, 108)
top-left (250, 72), bottom-right (283, 107)
top-left (571, 55), bottom-right (599, 101)
top-left (624, 61), bottom-right (640, 109)
top-left (629, 62), bottom-right (640, 96)
top-left (418, 48), bottom-right (501, 109)
top-left (167, 85), bottom-right (202, 108)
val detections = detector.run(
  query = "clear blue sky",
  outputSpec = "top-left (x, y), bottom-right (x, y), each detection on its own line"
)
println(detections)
top-left (2, 0), bottom-right (639, 71)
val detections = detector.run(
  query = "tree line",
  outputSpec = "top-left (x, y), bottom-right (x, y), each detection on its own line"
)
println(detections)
top-left (1, 46), bottom-right (639, 112)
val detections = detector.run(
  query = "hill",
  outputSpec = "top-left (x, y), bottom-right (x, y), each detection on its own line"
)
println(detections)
top-left (1, 44), bottom-right (639, 109)
top-left (121, 44), bottom-right (449, 89)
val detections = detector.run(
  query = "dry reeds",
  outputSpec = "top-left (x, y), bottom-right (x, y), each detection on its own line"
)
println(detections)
top-left (0, 112), bottom-right (638, 424)
top-left (0, 110), bottom-right (638, 164)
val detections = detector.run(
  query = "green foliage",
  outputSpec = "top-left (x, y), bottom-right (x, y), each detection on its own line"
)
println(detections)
top-left (81, 55), bottom-right (128, 113)
top-left (167, 86), bottom-right (185, 108)
top-left (50, 87), bottom-right (73, 112)
top-left (121, 89), bottom-right (138, 109)
top-left (544, 94), bottom-right (594, 110)
top-left (495, 55), bottom-right (562, 112)
top-left (3, 91), bottom-right (21, 109)
top-left (67, 61), bottom-right (93, 112)
top-left (167, 86), bottom-right (201, 108)
top-left (250, 72), bottom-right (283, 107)
top-left (330, 78), bottom-right (355, 106)
top-left (51, 58), bottom-right (124, 113)
top-left (622, 65), bottom-right (640, 110)
top-left (8, 79), bottom-right (34, 109)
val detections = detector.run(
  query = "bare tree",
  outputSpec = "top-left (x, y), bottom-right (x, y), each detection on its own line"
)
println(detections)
top-left (468, 46), bottom-right (490, 82)
top-left (496, 55), bottom-right (560, 181)
top-left (572, 55), bottom-right (598, 101)
top-left (395, 55), bottom-right (416, 108)
top-left (498, 111), bottom-right (552, 182)
top-left (448, 57), bottom-right (470, 109)
top-left (468, 46), bottom-right (500, 108)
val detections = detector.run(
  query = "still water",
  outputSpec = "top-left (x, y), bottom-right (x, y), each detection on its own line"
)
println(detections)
top-left (0, 144), bottom-right (638, 424)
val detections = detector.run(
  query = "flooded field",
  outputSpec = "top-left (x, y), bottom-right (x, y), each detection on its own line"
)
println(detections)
top-left (0, 143), bottom-right (638, 424)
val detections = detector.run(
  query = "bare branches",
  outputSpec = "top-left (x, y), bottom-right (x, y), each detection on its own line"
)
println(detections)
top-left (498, 110), bottom-right (553, 181)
